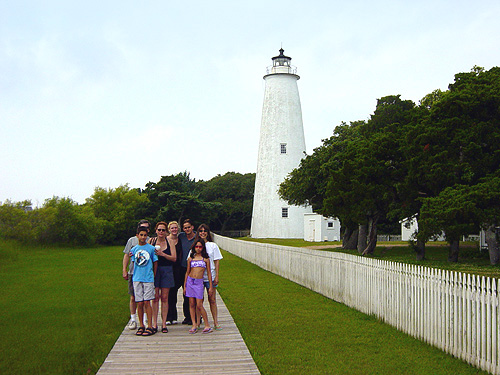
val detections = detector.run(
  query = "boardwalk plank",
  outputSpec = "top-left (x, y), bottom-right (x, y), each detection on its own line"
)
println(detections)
top-left (97, 289), bottom-right (260, 375)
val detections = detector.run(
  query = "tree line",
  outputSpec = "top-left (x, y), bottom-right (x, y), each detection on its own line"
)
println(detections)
top-left (0, 171), bottom-right (255, 246)
top-left (279, 66), bottom-right (500, 264)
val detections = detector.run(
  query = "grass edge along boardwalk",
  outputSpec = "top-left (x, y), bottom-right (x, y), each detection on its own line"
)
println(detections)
top-left (97, 288), bottom-right (260, 375)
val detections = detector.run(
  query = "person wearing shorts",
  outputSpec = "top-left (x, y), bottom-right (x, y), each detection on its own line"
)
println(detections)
top-left (122, 220), bottom-right (150, 330)
top-left (130, 227), bottom-right (158, 336)
top-left (184, 239), bottom-right (213, 334)
top-left (150, 221), bottom-right (177, 333)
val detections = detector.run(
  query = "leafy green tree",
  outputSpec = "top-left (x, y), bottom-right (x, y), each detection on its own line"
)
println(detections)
top-left (280, 95), bottom-right (415, 254)
top-left (34, 197), bottom-right (102, 246)
top-left (85, 185), bottom-right (148, 244)
top-left (199, 172), bottom-right (255, 231)
top-left (405, 66), bottom-right (500, 261)
top-left (0, 200), bottom-right (33, 240)
top-left (419, 175), bottom-right (500, 264)
top-left (143, 171), bottom-right (219, 226)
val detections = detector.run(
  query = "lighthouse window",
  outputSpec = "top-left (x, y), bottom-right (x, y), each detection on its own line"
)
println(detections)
top-left (280, 143), bottom-right (287, 154)
top-left (282, 207), bottom-right (288, 218)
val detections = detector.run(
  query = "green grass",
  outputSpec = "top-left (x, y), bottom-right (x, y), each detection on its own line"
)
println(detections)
top-left (239, 237), bottom-right (500, 279)
top-left (218, 249), bottom-right (487, 374)
top-left (0, 238), bottom-right (491, 374)
top-left (0, 240), bottom-right (127, 374)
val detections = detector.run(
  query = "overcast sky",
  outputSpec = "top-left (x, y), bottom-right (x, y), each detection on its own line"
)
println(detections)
top-left (1, 0), bottom-right (499, 206)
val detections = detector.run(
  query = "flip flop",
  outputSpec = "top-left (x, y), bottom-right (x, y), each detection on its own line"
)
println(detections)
top-left (135, 327), bottom-right (145, 336)
top-left (188, 328), bottom-right (197, 334)
top-left (214, 324), bottom-right (222, 331)
top-left (142, 327), bottom-right (156, 336)
top-left (202, 327), bottom-right (213, 334)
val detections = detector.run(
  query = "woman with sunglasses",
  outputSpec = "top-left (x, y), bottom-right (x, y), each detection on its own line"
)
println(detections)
top-left (195, 223), bottom-right (223, 330)
top-left (149, 221), bottom-right (176, 333)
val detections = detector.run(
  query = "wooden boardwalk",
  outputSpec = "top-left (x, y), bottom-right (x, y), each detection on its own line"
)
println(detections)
top-left (97, 289), bottom-right (260, 375)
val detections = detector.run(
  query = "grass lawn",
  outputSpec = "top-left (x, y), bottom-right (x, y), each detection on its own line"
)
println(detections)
top-left (0, 238), bottom-right (492, 374)
top-left (239, 237), bottom-right (500, 279)
top-left (218, 249), bottom-right (487, 374)
top-left (0, 240), bottom-right (127, 374)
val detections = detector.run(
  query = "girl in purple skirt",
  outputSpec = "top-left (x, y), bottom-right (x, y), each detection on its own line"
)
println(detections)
top-left (184, 239), bottom-right (213, 333)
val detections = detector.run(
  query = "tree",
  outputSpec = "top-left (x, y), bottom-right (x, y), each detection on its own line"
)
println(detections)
top-left (280, 95), bottom-right (416, 255)
top-left (404, 66), bottom-right (500, 261)
top-left (199, 172), bottom-right (255, 232)
top-left (144, 172), bottom-right (219, 226)
top-left (35, 197), bottom-right (103, 246)
top-left (85, 184), bottom-right (148, 244)
top-left (0, 200), bottom-right (33, 240)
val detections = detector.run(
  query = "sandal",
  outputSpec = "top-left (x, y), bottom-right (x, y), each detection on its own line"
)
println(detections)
top-left (162, 327), bottom-right (168, 333)
top-left (188, 327), bottom-right (197, 334)
top-left (202, 327), bottom-right (213, 334)
top-left (142, 327), bottom-right (156, 336)
top-left (135, 326), bottom-right (145, 336)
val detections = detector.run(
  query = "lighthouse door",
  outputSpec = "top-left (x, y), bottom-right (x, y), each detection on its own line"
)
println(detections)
top-left (308, 220), bottom-right (315, 242)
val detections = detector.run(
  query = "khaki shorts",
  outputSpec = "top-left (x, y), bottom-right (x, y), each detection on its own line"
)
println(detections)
top-left (133, 282), bottom-right (155, 302)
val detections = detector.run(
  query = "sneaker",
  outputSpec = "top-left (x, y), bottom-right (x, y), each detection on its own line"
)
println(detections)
top-left (171, 320), bottom-right (179, 325)
top-left (166, 321), bottom-right (172, 325)
top-left (127, 319), bottom-right (137, 330)
top-left (182, 318), bottom-right (192, 325)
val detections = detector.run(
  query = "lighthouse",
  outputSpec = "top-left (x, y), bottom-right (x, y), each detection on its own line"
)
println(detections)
top-left (250, 48), bottom-right (312, 239)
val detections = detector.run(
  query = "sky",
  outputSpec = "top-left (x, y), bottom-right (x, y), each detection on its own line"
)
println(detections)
top-left (1, 0), bottom-right (500, 206)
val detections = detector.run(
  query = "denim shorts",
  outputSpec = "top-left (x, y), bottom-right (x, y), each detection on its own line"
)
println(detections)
top-left (154, 265), bottom-right (174, 289)
top-left (203, 281), bottom-right (218, 290)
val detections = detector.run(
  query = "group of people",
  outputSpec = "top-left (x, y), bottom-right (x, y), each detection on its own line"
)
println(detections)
top-left (122, 219), bottom-right (223, 336)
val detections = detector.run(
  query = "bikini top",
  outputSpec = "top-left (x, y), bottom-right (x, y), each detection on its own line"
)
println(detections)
top-left (190, 259), bottom-right (206, 269)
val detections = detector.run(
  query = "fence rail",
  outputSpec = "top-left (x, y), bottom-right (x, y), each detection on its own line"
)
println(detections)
top-left (214, 234), bottom-right (500, 375)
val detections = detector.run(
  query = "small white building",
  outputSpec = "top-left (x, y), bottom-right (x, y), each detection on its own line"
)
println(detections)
top-left (400, 216), bottom-right (445, 241)
top-left (304, 213), bottom-right (341, 242)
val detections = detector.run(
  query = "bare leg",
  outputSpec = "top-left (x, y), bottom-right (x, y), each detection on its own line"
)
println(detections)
top-left (137, 301), bottom-right (145, 328)
top-left (160, 288), bottom-right (170, 328)
top-left (208, 289), bottom-right (219, 326)
top-left (144, 300), bottom-right (153, 329)
top-left (197, 299), bottom-right (210, 329)
top-left (189, 298), bottom-right (197, 331)
top-left (152, 288), bottom-right (160, 329)
top-left (129, 295), bottom-right (136, 315)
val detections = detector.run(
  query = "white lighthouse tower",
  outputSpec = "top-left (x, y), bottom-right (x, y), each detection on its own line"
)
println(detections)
top-left (250, 48), bottom-right (312, 239)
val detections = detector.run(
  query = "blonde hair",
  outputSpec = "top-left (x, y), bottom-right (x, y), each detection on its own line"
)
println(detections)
top-left (168, 221), bottom-right (179, 233)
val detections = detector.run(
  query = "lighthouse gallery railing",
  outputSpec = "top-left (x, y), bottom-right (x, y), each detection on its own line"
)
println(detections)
top-left (214, 234), bottom-right (500, 375)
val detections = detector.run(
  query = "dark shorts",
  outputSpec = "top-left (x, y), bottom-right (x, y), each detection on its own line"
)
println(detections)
top-left (155, 265), bottom-right (174, 289)
top-left (128, 276), bottom-right (134, 296)
top-left (203, 281), bottom-right (218, 290)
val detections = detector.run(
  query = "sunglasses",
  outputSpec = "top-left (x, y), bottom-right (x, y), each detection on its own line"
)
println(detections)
top-left (157, 228), bottom-right (167, 232)
top-left (198, 229), bottom-right (207, 233)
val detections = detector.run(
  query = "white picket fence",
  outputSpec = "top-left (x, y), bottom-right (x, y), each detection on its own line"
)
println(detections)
top-left (214, 234), bottom-right (500, 374)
